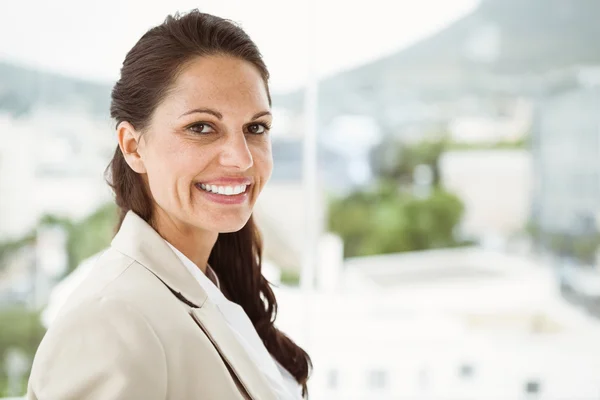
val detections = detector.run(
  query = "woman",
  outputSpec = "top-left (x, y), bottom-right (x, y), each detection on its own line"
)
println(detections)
top-left (27, 10), bottom-right (311, 400)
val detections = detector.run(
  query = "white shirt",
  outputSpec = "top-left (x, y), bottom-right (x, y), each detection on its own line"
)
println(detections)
top-left (165, 241), bottom-right (302, 400)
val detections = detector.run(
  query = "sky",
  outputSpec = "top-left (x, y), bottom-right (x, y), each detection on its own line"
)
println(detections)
top-left (0, 0), bottom-right (479, 94)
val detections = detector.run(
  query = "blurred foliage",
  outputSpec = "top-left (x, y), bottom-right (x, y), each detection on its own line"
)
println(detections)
top-left (0, 308), bottom-right (46, 396)
top-left (549, 233), bottom-right (600, 265)
top-left (371, 138), bottom-right (447, 186)
top-left (333, 138), bottom-right (470, 257)
top-left (528, 221), bottom-right (600, 264)
top-left (279, 269), bottom-right (300, 286)
top-left (0, 235), bottom-right (36, 273)
top-left (446, 135), bottom-right (529, 150)
top-left (329, 184), bottom-right (466, 258)
top-left (0, 203), bottom-right (117, 277)
top-left (40, 203), bottom-right (117, 275)
top-left (370, 134), bottom-right (528, 190)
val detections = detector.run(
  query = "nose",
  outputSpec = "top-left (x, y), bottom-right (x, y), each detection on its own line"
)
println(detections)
top-left (219, 131), bottom-right (253, 171)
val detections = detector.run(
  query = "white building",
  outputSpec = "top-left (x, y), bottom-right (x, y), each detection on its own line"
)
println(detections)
top-left (531, 68), bottom-right (600, 237)
top-left (447, 97), bottom-right (533, 145)
top-left (274, 247), bottom-right (600, 400)
top-left (0, 107), bottom-right (113, 241)
top-left (440, 149), bottom-right (533, 243)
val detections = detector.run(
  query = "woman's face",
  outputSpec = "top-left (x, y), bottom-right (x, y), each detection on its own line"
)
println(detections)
top-left (121, 55), bottom-right (273, 234)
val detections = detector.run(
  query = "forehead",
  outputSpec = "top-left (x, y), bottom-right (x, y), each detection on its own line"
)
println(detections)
top-left (163, 55), bottom-right (270, 117)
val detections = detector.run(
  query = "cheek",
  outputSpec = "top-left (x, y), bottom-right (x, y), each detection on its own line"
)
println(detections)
top-left (252, 143), bottom-right (273, 180)
top-left (145, 140), bottom-right (204, 189)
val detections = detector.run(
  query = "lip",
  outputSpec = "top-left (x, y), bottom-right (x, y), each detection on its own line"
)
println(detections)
top-left (194, 182), bottom-right (251, 205)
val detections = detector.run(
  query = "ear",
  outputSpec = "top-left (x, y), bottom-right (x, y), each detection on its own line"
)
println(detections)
top-left (117, 121), bottom-right (147, 174)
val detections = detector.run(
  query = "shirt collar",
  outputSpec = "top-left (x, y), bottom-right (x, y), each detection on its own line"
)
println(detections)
top-left (164, 240), bottom-right (221, 290)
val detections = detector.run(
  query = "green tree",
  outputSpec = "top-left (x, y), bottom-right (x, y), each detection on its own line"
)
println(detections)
top-left (40, 203), bottom-right (117, 275)
top-left (371, 138), bottom-right (447, 186)
top-left (0, 308), bottom-right (46, 396)
top-left (336, 138), bottom-right (468, 258)
top-left (1, 203), bottom-right (117, 275)
top-left (64, 203), bottom-right (117, 274)
top-left (329, 184), bottom-right (466, 258)
top-left (0, 235), bottom-right (35, 273)
top-left (447, 134), bottom-right (530, 151)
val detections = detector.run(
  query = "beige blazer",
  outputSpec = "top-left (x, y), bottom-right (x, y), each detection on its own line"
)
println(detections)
top-left (27, 211), bottom-right (280, 400)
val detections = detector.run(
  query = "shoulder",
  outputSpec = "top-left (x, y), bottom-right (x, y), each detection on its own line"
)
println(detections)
top-left (47, 246), bottom-right (194, 353)
top-left (29, 296), bottom-right (168, 399)
top-left (57, 248), bottom-right (170, 316)
top-left (40, 295), bottom-right (163, 354)
top-left (42, 247), bottom-right (183, 357)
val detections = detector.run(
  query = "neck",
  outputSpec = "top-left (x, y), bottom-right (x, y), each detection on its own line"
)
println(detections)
top-left (152, 209), bottom-right (218, 274)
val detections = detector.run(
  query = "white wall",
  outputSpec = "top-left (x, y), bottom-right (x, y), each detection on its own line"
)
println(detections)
top-left (440, 150), bottom-right (533, 241)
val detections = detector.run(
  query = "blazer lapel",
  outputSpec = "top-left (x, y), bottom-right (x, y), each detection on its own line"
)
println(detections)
top-left (191, 304), bottom-right (278, 400)
top-left (111, 211), bottom-right (208, 307)
top-left (111, 211), bottom-right (278, 400)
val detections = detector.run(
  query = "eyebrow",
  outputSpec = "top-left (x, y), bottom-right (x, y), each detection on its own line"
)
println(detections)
top-left (179, 108), bottom-right (272, 120)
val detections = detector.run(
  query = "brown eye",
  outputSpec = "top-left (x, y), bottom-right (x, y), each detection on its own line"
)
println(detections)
top-left (247, 123), bottom-right (267, 135)
top-left (189, 123), bottom-right (215, 134)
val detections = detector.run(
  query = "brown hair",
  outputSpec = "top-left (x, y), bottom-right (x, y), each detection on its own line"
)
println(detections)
top-left (105, 9), bottom-right (311, 396)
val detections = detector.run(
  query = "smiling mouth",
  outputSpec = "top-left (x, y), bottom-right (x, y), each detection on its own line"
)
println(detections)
top-left (196, 183), bottom-right (249, 196)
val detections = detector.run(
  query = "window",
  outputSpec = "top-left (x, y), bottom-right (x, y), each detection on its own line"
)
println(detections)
top-left (458, 363), bottom-right (475, 379)
top-left (367, 369), bottom-right (389, 390)
top-left (524, 380), bottom-right (541, 394)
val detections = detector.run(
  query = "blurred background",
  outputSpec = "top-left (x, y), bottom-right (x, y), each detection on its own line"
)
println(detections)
top-left (1, 0), bottom-right (600, 399)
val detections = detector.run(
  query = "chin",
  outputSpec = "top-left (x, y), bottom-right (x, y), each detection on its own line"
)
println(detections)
top-left (217, 223), bottom-right (248, 234)
top-left (219, 227), bottom-right (245, 234)
top-left (209, 216), bottom-right (251, 234)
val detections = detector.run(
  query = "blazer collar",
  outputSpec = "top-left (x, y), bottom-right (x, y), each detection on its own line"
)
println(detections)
top-left (110, 211), bottom-right (278, 400)
top-left (111, 211), bottom-right (208, 308)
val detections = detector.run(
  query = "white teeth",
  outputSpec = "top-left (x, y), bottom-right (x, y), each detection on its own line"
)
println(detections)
top-left (199, 183), bottom-right (248, 196)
